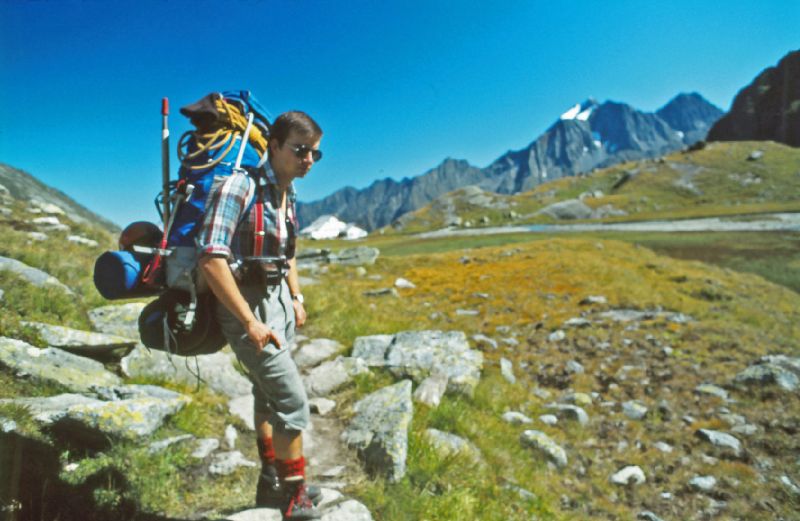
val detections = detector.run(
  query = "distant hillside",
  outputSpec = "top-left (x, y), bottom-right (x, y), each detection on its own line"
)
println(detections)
top-left (708, 49), bottom-right (800, 147)
top-left (0, 164), bottom-right (119, 233)
top-left (299, 93), bottom-right (723, 231)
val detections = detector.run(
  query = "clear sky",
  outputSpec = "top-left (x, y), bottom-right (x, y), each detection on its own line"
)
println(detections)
top-left (1, 0), bottom-right (798, 227)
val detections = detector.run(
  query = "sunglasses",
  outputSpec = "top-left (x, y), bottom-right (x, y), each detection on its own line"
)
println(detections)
top-left (286, 143), bottom-right (323, 162)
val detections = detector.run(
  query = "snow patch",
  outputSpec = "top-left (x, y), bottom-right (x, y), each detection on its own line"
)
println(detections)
top-left (560, 103), bottom-right (582, 120)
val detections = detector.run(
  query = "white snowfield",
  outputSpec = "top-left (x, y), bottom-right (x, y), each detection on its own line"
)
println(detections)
top-left (560, 101), bottom-right (595, 121)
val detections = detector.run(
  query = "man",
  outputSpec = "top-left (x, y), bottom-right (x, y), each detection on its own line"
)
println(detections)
top-left (198, 111), bottom-right (323, 520)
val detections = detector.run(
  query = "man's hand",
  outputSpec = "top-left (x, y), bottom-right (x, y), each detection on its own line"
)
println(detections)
top-left (245, 319), bottom-right (282, 352)
top-left (293, 299), bottom-right (307, 328)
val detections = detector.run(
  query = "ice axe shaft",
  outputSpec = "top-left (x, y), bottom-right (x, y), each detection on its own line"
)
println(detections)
top-left (161, 97), bottom-right (170, 225)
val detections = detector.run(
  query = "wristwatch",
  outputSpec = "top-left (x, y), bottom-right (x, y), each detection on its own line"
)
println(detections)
top-left (292, 293), bottom-right (305, 304)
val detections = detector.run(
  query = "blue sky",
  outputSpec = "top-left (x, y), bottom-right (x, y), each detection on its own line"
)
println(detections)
top-left (1, 0), bottom-right (798, 227)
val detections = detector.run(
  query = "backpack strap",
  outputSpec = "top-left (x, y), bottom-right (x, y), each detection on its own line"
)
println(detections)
top-left (253, 180), bottom-right (265, 256)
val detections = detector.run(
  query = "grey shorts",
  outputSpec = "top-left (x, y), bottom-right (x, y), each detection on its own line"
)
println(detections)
top-left (215, 279), bottom-right (310, 432)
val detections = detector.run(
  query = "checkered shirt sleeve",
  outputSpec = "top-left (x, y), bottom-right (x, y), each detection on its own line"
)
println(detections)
top-left (197, 173), bottom-right (255, 259)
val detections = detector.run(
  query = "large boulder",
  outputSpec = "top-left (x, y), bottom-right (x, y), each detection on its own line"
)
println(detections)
top-left (0, 256), bottom-right (73, 294)
top-left (22, 321), bottom-right (136, 362)
top-left (88, 303), bottom-right (146, 339)
top-left (537, 199), bottom-right (593, 220)
top-left (351, 335), bottom-right (394, 367)
top-left (734, 355), bottom-right (800, 392)
top-left (0, 338), bottom-right (121, 392)
top-left (293, 338), bottom-right (343, 369)
top-left (342, 380), bottom-right (413, 482)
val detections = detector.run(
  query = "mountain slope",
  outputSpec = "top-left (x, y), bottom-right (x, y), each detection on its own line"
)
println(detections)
top-left (656, 92), bottom-right (725, 144)
top-left (707, 49), bottom-right (800, 147)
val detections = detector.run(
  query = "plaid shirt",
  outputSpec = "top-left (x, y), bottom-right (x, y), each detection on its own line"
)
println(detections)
top-left (198, 166), bottom-right (298, 264)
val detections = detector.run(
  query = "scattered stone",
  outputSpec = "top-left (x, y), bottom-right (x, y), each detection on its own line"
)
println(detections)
top-left (747, 150), bottom-right (764, 161)
top-left (1, 417), bottom-right (17, 433)
top-left (228, 395), bottom-right (255, 430)
top-left (88, 303), bottom-right (145, 339)
top-left (548, 330), bottom-right (566, 342)
top-left (689, 475), bottom-right (717, 492)
top-left (412, 373), bottom-right (449, 408)
top-left (309, 397), bottom-right (336, 416)
top-left (67, 235), bottom-right (99, 248)
top-left (425, 428), bottom-right (481, 461)
top-left (0, 256), bottom-right (73, 294)
top-left (695, 383), bottom-right (729, 401)
top-left (21, 321), bottom-right (136, 362)
top-left (455, 308), bottom-right (479, 316)
top-left (695, 429), bottom-right (743, 458)
top-left (351, 334), bottom-right (394, 366)
top-left (547, 404), bottom-right (589, 426)
top-left (27, 232), bottom-right (48, 241)
top-left (208, 450), bottom-right (257, 476)
top-left (539, 414), bottom-right (558, 426)
top-left (0, 338), bottom-right (121, 392)
top-left (520, 430), bottom-right (568, 468)
top-left (654, 442), bottom-right (673, 453)
top-left (565, 360), bottom-right (584, 374)
top-left (734, 355), bottom-right (800, 392)
top-left (532, 388), bottom-right (552, 400)
top-left (29, 200), bottom-right (65, 215)
top-left (637, 512), bottom-right (665, 521)
top-left (0, 394), bottom-right (99, 424)
top-left (561, 392), bottom-right (592, 407)
top-left (538, 199), bottom-right (593, 220)
top-left (305, 357), bottom-right (369, 397)
top-left (623, 401), bottom-right (649, 420)
top-left (334, 246), bottom-right (380, 266)
top-left (501, 337), bottom-right (519, 347)
top-left (394, 278), bottom-right (416, 289)
top-left (500, 358), bottom-right (516, 384)
top-left (505, 483), bottom-right (537, 501)
top-left (148, 434), bottom-right (193, 454)
top-left (363, 287), bottom-right (399, 297)
top-left (610, 466), bottom-right (646, 486)
top-left (562, 318), bottom-right (591, 328)
top-left (598, 309), bottom-right (693, 324)
top-left (192, 438), bottom-right (220, 459)
top-left (779, 475), bottom-right (800, 496)
top-left (342, 380), bottom-right (413, 482)
top-left (580, 295), bottom-right (608, 306)
top-left (471, 334), bottom-right (498, 350)
top-left (502, 411), bottom-right (533, 425)
top-left (318, 499), bottom-right (374, 521)
top-left (731, 424), bottom-right (758, 436)
top-left (224, 424), bottom-right (238, 450)
top-left (293, 338), bottom-right (343, 369)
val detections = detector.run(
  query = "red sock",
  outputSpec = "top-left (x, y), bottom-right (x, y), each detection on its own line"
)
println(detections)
top-left (257, 436), bottom-right (276, 465)
top-left (277, 456), bottom-right (306, 482)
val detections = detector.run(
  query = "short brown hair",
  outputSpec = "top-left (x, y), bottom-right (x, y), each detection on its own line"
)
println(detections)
top-left (270, 111), bottom-right (322, 147)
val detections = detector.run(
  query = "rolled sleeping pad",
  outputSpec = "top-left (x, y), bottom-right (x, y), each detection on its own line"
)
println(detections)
top-left (93, 250), bottom-right (159, 300)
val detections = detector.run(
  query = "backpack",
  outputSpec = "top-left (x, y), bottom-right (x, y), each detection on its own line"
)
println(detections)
top-left (94, 91), bottom-right (272, 356)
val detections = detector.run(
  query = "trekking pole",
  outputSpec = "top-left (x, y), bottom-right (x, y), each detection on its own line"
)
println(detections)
top-left (161, 97), bottom-right (170, 225)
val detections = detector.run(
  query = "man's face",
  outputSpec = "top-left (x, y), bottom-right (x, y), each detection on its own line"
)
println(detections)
top-left (270, 130), bottom-right (322, 185)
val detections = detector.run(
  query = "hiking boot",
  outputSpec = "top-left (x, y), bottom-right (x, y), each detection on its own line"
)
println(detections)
top-left (256, 464), bottom-right (321, 508)
top-left (281, 480), bottom-right (321, 520)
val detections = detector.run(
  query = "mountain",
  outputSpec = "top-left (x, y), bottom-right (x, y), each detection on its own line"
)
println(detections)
top-left (298, 93), bottom-right (723, 231)
top-left (0, 163), bottom-right (119, 232)
top-left (708, 50), bottom-right (800, 147)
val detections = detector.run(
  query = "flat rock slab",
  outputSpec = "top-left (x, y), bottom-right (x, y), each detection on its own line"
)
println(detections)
top-left (520, 430), bottom-right (568, 468)
top-left (332, 246), bottom-right (380, 266)
top-left (0, 394), bottom-right (101, 424)
top-left (0, 337), bottom-right (121, 392)
top-left (88, 303), bottom-right (146, 339)
top-left (0, 256), bottom-right (73, 294)
top-left (122, 346), bottom-right (251, 399)
top-left (225, 491), bottom-right (373, 521)
top-left (734, 355), bottom-right (800, 392)
top-left (208, 450), bottom-right (257, 476)
top-left (351, 335), bottom-right (394, 366)
top-left (22, 321), bottom-right (136, 362)
top-left (293, 338), bottom-right (343, 369)
top-left (412, 373), bottom-right (449, 408)
top-left (342, 380), bottom-right (412, 482)
top-left (695, 429), bottom-right (743, 458)
top-left (305, 357), bottom-right (369, 397)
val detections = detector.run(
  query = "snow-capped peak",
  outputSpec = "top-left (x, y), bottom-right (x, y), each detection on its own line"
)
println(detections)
top-left (560, 99), bottom-right (597, 121)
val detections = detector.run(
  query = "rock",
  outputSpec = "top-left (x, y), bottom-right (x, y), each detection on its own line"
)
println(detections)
top-left (637, 512), bottom-right (665, 521)
top-left (547, 404), bottom-right (589, 426)
top-left (294, 338), bottom-right (343, 369)
top-left (539, 414), bottom-right (558, 426)
top-left (565, 360), bottom-right (584, 374)
top-left (88, 303), bottom-right (146, 339)
top-left (654, 441), bottom-right (673, 453)
top-left (191, 438), bottom-right (220, 459)
top-left (734, 355), bottom-right (800, 392)
top-left (501, 337), bottom-right (519, 347)
top-left (579, 295), bottom-right (607, 306)
top-left (224, 424), bottom-right (238, 450)
top-left (67, 235), bottom-right (99, 247)
top-left (0, 394), bottom-right (100, 424)
top-left (0, 256), bottom-right (73, 294)
top-left (747, 150), bottom-right (764, 161)
top-left (610, 466), bottom-right (646, 486)
top-left (334, 246), bottom-right (380, 266)
top-left (548, 330), bottom-right (566, 342)
top-left (21, 321), bottom-right (136, 362)
top-left (0, 338), bottom-right (121, 392)
top-left (455, 308), bottom-right (479, 316)
top-left (1, 418), bottom-right (17, 433)
top-left (27, 232), bottom-right (48, 241)
top-left (731, 424), bottom-right (758, 436)
top-left (363, 287), bottom-right (399, 297)
top-left (148, 434), bottom-right (193, 454)
top-left (538, 199), bottom-right (593, 220)
top-left (29, 200), bottom-right (65, 215)
top-left (122, 346), bottom-right (251, 399)
top-left (385, 330), bottom-right (483, 396)
top-left (561, 392), bottom-right (592, 407)
top-left (695, 383), bottom-right (729, 401)
top-left (471, 334), bottom-right (498, 350)
top-left (394, 278), bottom-right (415, 289)
top-left (208, 450), bottom-right (257, 476)
top-left (425, 428), bottom-right (481, 461)
top-left (562, 318), bottom-right (591, 328)
top-left (228, 395), bottom-right (255, 430)
top-left (342, 380), bottom-right (412, 482)
top-left (319, 499), bottom-right (374, 521)
top-left (305, 357), bottom-right (369, 397)
top-left (779, 475), bottom-right (800, 496)
top-left (351, 334), bottom-right (394, 367)
top-left (695, 429), bottom-right (743, 457)
top-left (500, 358), bottom-right (516, 384)
top-left (520, 430), bottom-right (568, 468)
top-left (225, 508), bottom-right (282, 521)
top-left (623, 401), bottom-right (649, 420)
top-left (412, 373), bottom-right (449, 408)
top-left (689, 475), bottom-right (717, 492)
top-left (309, 397), bottom-right (336, 416)
top-left (90, 383), bottom-right (187, 402)
top-left (504, 483), bottom-right (537, 501)
top-left (502, 411), bottom-right (533, 425)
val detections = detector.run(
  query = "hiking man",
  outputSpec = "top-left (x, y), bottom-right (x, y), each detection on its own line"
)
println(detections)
top-left (198, 111), bottom-right (323, 520)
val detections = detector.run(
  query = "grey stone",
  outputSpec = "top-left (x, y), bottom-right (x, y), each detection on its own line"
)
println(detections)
top-left (0, 338), bottom-right (121, 392)
top-left (228, 395), bottom-right (255, 430)
top-left (565, 360), bottom-right (584, 374)
top-left (90, 384), bottom-right (186, 402)
top-left (623, 401), bottom-right (649, 420)
top-left (562, 318), bottom-right (591, 328)
top-left (731, 424), bottom-right (758, 436)
top-left (500, 358), bottom-right (516, 384)
top-left (305, 357), bottom-right (370, 397)
top-left (610, 465), bottom-right (646, 486)
top-left (363, 287), bottom-right (399, 298)
top-left (208, 450), bottom-right (257, 476)
top-left (351, 334), bottom-right (394, 366)
top-left (695, 383), bottom-right (729, 400)
top-left (1, 417), bottom-right (17, 433)
top-left (425, 428), bottom-right (481, 461)
top-left (547, 403), bottom-right (589, 425)
top-left (309, 397), bottom-right (336, 416)
top-left (538, 199), bottom-right (593, 220)
top-left (579, 295), bottom-right (608, 306)
top-left (320, 499), bottom-right (374, 521)
top-left (539, 414), bottom-right (558, 426)
top-left (148, 434), bottom-right (193, 454)
top-left (520, 430), bottom-right (568, 468)
top-left (779, 475), bottom-right (800, 496)
top-left (548, 330), bottom-right (566, 342)
top-left (0, 256), bottom-right (73, 294)
top-left (561, 392), bottom-right (592, 407)
top-left (27, 232), bottom-right (47, 241)
top-left (695, 429), bottom-right (743, 457)
top-left (637, 512), bottom-right (665, 521)
top-left (0, 394), bottom-right (100, 424)
top-left (689, 475), bottom-right (717, 492)
top-left (225, 508), bottom-right (282, 521)
top-left (455, 308), bottom-right (479, 316)
top-left (88, 303), bottom-right (146, 339)
top-left (505, 483), bottom-right (537, 501)
top-left (191, 438), bottom-right (220, 459)
top-left (334, 246), bottom-right (380, 266)
top-left (412, 373), bottom-right (449, 408)
top-left (654, 441), bottom-right (673, 453)
top-left (385, 330), bottom-right (483, 396)
top-left (734, 355), bottom-right (800, 392)
top-left (747, 150), bottom-right (764, 161)
top-left (394, 278), bottom-right (415, 289)
top-left (224, 424), bottom-right (238, 450)
top-left (67, 235), bottom-right (99, 248)
top-left (501, 411), bottom-right (533, 425)
top-left (501, 337), bottom-right (519, 347)
top-left (342, 380), bottom-right (412, 482)
top-left (121, 346), bottom-right (251, 399)
top-left (22, 321), bottom-right (136, 361)
top-left (294, 338), bottom-right (343, 369)
top-left (471, 334), bottom-right (498, 350)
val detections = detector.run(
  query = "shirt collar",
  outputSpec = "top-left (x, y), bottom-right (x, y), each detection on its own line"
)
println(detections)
top-left (262, 163), bottom-right (295, 197)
